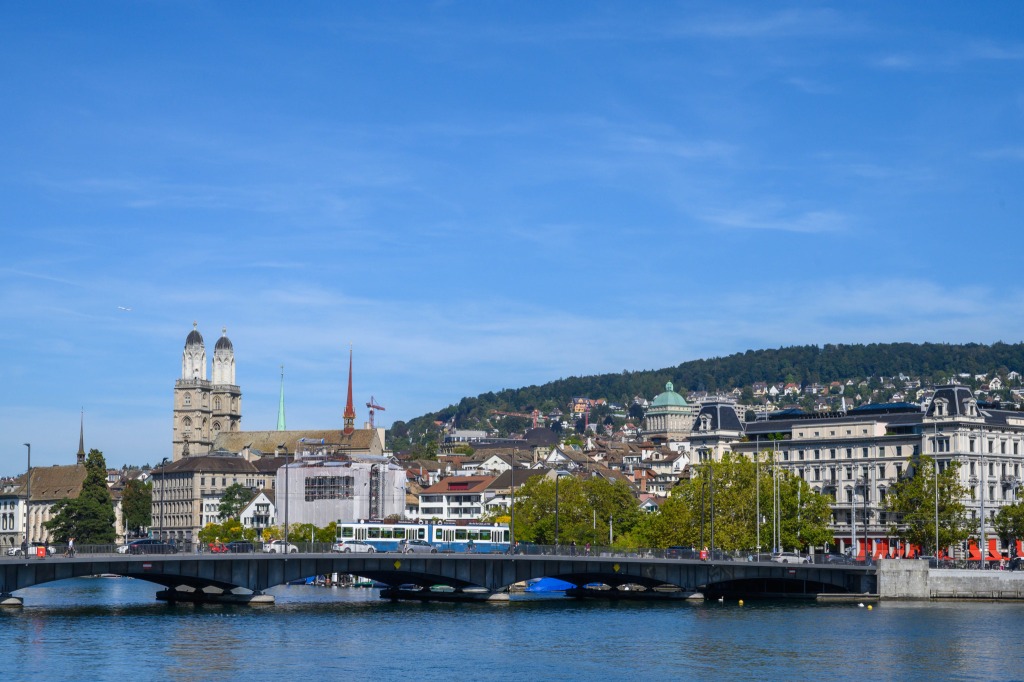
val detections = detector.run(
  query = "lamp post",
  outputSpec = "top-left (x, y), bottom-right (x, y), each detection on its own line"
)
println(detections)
top-left (158, 457), bottom-right (169, 541)
top-left (23, 443), bottom-right (30, 552)
top-left (509, 452), bottom-right (516, 552)
top-left (709, 467), bottom-right (715, 558)
top-left (281, 444), bottom-right (289, 550)
top-left (980, 425), bottom-right (986, 569)
top-left (554, 471), bottom-right (560, 551)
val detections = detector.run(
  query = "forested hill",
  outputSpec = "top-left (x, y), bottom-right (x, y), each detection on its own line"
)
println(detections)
top-left (389, 342), bottom-right (1024, 443)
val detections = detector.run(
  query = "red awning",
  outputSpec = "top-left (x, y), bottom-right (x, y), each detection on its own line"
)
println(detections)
top-left (987, 538), bottom-right (1002, 561)
top-left (968, 541), bottom-right (981, 560)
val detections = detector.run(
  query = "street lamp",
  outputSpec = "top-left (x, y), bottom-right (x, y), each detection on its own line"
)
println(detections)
top-left (158, 457), bottom-right (169, 541)
top-left (554, 471), bottom-right (560, 551)
top-left (280, 444), bottom-right (289, 550)
top-left (510, 450), bottom-right (516, 552)
top-left (23, 443), bottom-right (30, 552)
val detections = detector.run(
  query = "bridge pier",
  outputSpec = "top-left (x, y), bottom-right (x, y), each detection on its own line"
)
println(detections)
top-left (0, 593), bottom-right (23, 607)
top-left (155, 586), bottom-right (275, 605)
top-left (379, 586), bottom-right (509, 603)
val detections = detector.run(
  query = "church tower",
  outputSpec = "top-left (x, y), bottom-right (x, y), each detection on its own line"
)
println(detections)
top-left (343, 346), bottom-right (356, 435)
top-left (173, 323), bottom-right (214, 460)
top-left (210, 327), bottom-right (242, 442)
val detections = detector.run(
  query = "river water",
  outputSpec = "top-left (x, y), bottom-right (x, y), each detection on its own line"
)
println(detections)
top-left (2, 578), bottom-right (1022, 681)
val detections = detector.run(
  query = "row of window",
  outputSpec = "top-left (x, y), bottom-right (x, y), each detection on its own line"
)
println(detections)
top-left (181, 393), bottom-right (238, 411)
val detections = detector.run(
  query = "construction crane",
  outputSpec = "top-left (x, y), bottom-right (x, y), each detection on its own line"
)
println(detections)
top-left (366, 396), bottom-right (386, 429)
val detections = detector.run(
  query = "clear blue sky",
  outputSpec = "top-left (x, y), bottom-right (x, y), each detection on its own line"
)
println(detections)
top-left (3, 3), bottom-right (1023, 471)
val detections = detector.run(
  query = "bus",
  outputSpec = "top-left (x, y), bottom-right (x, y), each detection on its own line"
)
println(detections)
top-left (337, 521), bottom-right (511, 553)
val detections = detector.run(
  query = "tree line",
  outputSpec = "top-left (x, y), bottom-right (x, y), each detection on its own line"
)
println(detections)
top-left (390, 342), bottom-right (1024, 449)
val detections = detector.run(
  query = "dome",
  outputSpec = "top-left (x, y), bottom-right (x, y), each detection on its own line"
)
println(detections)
top-left (185, 322), bottom-right (204, 348)
top-left (650, 382), bottom-right (688, 408)
top-left (215, 327), bottom-right (233, 352)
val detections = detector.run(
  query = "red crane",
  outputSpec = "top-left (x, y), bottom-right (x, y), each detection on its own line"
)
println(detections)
top-left (366, 396), bottom-right (386, 429)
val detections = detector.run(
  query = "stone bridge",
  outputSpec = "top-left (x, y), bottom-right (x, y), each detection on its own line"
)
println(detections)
top-left (0, 552), bottom-right (877, 605)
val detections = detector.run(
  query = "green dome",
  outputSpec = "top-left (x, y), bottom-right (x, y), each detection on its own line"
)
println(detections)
top-left (650, 382), bottom-right (688, 408)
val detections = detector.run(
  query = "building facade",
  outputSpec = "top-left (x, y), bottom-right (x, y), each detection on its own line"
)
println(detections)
top-left (643, 382), bottom-right (695, 444)
top-left (697, 386), bottom-right (1024, 560)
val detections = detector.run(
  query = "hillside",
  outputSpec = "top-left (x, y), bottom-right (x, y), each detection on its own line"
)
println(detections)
top-left (388, 341), bottom-right (1024, 448)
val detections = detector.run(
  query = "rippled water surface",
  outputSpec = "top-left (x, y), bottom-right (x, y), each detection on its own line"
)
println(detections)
top-left (3, 578), bottom-right (1024, 681)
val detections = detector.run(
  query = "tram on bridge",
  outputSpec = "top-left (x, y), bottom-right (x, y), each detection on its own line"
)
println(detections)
top-left (337, 521), bottom-right (510, 553)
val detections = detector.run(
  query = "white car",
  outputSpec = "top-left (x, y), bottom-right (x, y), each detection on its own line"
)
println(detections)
top-left (771, 552), bottom-right (808, 564)
top-left (331, 540), bottom-right (376, 553)
top-left (264, 540), bottom-right (298, 554)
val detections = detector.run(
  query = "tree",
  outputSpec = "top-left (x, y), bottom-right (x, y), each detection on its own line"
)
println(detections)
top-left (121, 478), bottom-right (152, 538)
top-left (510, 475), bottom-right (641, 546)
top-left (627, 403), bottom-right (645, 422)
top-left (885, 455), bottom-right (972, 555)
top-left (993, 501), bottom-right (1024, 555)
top-left (45, 449), bottom-right (116, 545)
top-left (218, 483), bottom-right (254, 521)
top-left (632, 453), bottom-right (834, 553)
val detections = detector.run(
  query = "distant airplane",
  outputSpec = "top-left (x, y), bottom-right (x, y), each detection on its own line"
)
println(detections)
top-left (117, 306), bottom-right (132, 312)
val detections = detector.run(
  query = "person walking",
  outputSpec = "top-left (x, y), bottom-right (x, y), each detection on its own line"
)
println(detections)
top-left (66, 537), bottom-right (75, 558)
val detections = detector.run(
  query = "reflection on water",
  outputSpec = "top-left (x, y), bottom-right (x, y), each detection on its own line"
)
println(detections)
top-left (3, 578), bottom-right (1024, 680)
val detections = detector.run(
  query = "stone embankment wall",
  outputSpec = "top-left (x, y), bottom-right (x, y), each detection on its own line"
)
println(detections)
top-left (879, 559), bottom-right (1024, 600)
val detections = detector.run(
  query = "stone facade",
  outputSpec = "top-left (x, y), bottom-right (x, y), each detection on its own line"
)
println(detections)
top-left (172, 324), bottom-right (242, 461)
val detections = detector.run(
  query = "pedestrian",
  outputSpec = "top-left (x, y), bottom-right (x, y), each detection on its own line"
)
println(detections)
top-left (66, 537), bottom-right (75, 558)
top-left (570, 540), bottom-right (577, 556)
top-left (585, 542), bottom-right (591, 556)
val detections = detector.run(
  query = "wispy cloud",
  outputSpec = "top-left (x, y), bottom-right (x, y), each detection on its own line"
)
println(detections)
top-left (701, 206), bottom-right (849, 234)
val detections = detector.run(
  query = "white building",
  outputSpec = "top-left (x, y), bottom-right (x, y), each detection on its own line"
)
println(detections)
top-left (275, 456), bottom-right (405, 528)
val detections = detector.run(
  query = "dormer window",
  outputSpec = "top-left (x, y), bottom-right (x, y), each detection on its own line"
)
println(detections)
top-left (934, 399), bottom-right (947, 417)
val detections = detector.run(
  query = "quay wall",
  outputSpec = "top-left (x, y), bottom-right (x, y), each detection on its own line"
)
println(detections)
top-left (879, 559), bottom-right (1024, 600)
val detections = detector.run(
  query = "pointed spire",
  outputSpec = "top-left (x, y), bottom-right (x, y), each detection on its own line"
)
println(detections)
top-left (277, 365), bottom-right (287, 431)
top-left (343, 345), bottom-right (356, 435)
top-left (77, 408), bottom-right (86, 465)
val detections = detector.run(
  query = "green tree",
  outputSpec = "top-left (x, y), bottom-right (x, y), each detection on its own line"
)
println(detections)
top-left (885, 455), bottom-right (971, 555)
top-left (218, 483), bottom-right (254, 520)
top-left (993, 500), bottom-right (1024, 553)
top-left (45, 449), bottom-right (116, 545)
top-left (121, 478), bottom-right (152, 538)
top-left (511, 475), bottom-right (641, 546)
top-left (632, 452), bottom-right (833, 553)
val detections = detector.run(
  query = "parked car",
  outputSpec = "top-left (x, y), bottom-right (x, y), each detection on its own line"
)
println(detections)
top-left (264, 540), bottom-right (298, 554)
top-left (748, 553), bottom-right (775, 562)
top-left (123, 538), bottom-right (177, 555)
top-left (399, 539), bottom-right (438, 554)
top-left (226, 541), bottom-right (255, 553)
top-left (331, 540), bottom-right (375, 553)
top-left (11, 542), bottom-right (57, 557)
top-left (771, 552), bottom-right (808, 564)
top-left (665, 546), bottom-right (698, 560)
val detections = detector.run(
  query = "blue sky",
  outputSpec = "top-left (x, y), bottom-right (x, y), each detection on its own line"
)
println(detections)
top-left (3, 2), bottom-right (1024, 471)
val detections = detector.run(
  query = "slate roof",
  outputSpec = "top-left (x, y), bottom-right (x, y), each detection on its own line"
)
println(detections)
top-left (695, 402), bottom-right (744, 432)
top-left (29, 465), bottom-right (87, 502)
top-left (162, 454), bottom-right (258, 475)
top-left (212, 428), bottom-right (380, 454)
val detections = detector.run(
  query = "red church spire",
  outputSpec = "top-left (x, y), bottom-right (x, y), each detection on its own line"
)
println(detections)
top-left (343, 345), bottom-right (356, 434)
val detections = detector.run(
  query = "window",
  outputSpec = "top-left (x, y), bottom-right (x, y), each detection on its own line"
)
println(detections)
top-left (846, 448), bottom-right (852, 459)
top-left (814, 449), bottom-right (820, 460)
top-left (878, 465), bottom-right (885, 478)
top-left (184, 393), bottom-right (192, 406)
top-left (799, 450), bottom-right (805, 461)
top-left (830, 449), bottom-right (836, 459)
top-left (304, 475), bottom-right (355, 501)
top-left (214, 397), bottom-right (222, 410)
top-left (862, 447), bottom-right (869, 458)
top-left (970, 439), bottom-right (976, 453)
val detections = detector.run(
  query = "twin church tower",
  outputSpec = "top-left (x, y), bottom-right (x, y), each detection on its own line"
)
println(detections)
top-left (171, 322), bottom-right (361, 462)
top-left (172, 323), bottom-right (242, 461)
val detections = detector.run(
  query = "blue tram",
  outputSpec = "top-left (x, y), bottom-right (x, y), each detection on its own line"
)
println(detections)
top-left (337, 521), bottom-right (510, 553)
